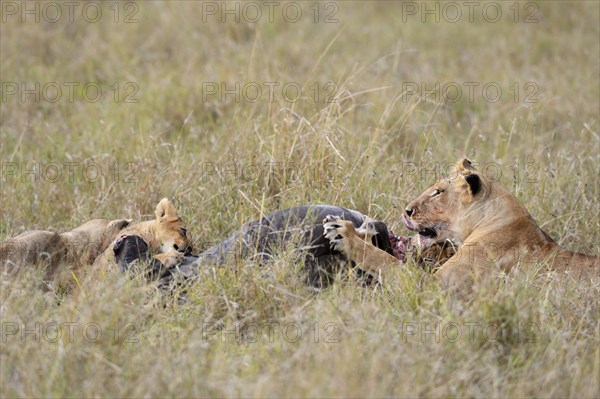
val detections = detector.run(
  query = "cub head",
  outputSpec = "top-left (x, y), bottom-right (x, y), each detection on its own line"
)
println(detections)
top-left (154, 198), bottom-right (193, 255)
top-left (403, 158), bottom-right (489, 247)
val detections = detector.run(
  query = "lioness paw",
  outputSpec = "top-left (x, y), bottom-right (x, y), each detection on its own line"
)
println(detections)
top-left (155, 249), bottom-right (184, 269)
top-left (323, 218), bottom-right (355, 257)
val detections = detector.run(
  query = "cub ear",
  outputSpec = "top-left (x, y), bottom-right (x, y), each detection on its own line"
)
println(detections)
top-left (108, 219), bottom-right (133, 231)
top-left (155, 198), bottom-right (179, 222)
top-left (456, 173), bottom-right (482, 202)
top-left (455, 158), bottom-right (476, 175)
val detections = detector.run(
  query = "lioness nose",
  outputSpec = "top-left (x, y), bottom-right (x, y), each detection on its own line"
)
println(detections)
top-left (405, 207), bottom-right (414, 217)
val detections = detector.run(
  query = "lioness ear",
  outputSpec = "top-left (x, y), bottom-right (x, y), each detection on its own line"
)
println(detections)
top-left (456, 173), bottom-right (482, 202)
top-left (155, 198), bottom-right (179, 222)
top-left (109, 219), bottom-right (133, 230)
top-left (465, 174), bottom-right (481, 196)
top-left (455, 158), bottom-right (476, 175)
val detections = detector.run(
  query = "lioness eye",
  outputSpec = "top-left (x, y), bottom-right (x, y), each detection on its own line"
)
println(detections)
top-left (180, 228), bottom-right (187, 236)
top-left (431, 189), bottom-right (443, 197)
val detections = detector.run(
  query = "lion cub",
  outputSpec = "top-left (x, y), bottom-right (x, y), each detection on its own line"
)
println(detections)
top-left (0, 218), bottom-right (132, 281)
top-left (92, 198), bottom-right (193, 269)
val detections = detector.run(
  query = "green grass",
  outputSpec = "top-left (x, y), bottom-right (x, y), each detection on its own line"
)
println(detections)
top-left (1, 1), bottom-right (599, 397)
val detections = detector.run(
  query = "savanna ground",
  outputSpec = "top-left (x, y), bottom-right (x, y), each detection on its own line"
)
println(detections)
top-left (1, 1), bottom-right (599, 397)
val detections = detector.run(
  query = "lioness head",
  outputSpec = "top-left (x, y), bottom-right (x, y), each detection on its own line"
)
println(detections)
top-left (154, 198), bottom-right (193, 255)
top-left (403, 158), bottom-right (489, 247)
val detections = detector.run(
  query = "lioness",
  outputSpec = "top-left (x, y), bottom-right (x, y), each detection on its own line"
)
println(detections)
top-left (0, 218), bottom-right (132, 281)
top-left (323, 158), bottom-right (599, 294)
top-left (92, 198), bottom-right (193, 269)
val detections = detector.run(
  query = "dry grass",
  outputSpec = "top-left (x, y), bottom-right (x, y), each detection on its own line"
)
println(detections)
top-left (1, 1), bottom-right (599, 398)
